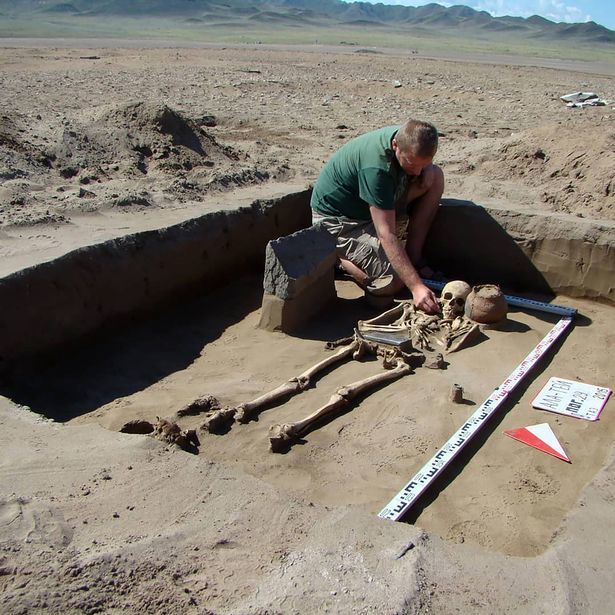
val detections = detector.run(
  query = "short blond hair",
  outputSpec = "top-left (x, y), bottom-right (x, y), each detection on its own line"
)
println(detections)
top-left (395, 119), bottom-right (438, 157)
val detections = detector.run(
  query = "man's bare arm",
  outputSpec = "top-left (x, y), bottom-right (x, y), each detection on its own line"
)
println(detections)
top-left (370, 206), bottom-right (439, 314)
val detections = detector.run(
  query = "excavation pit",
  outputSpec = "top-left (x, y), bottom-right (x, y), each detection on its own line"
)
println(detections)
top-left (1, 193), bottom-right (614, 558)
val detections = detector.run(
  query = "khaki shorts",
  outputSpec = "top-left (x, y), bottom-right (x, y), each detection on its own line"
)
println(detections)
top-left (312, 210), bottom-right (406, 295)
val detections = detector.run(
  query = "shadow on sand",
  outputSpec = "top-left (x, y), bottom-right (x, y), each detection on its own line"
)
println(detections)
top-left (1, 274), bottom-right (265, 422)
top-left (426, 198), bottom-right (554, 297)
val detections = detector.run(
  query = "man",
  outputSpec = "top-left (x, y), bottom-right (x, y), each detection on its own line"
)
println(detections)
top-left (311, 119), bottom-right (443, 314)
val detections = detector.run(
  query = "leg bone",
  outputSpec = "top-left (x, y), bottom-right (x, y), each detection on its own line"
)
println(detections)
top-left (235, 340), bottom-right (361, 423)
top-left (269, 358), bottom-right (411, 452)
top-left (200, 406), bottom-right (237, 433)
top-left (201, 340), bottom-right (360, 433)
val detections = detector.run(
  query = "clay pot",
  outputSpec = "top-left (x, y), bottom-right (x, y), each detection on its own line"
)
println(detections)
top-left (464, 284), bottom-right (507, 324)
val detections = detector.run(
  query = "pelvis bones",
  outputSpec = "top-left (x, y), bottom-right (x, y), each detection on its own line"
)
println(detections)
top-left (200, 300), bottom-right (480, 452)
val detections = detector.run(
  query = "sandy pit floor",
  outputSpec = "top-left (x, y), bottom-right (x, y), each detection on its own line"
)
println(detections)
top-left (8, 273), bottom-right (613, 561)
top-left (1, 42), bottom-right (615, 614)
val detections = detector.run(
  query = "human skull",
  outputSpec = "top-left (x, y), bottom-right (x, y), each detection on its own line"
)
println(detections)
top-left (440, 280), bottom-right (472, 319)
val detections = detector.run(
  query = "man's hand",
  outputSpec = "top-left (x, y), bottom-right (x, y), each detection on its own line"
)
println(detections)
top-left (410, 283), bottom-right (440, 314)
top-left (370, 206), bottom-right (440, 314)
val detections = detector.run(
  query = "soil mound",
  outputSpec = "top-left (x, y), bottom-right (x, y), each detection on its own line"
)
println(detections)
top-left (0, 112), bottom-right (64, 226)
top-left (0, 102), bottom-right (271, 227)
top-left (51, 101), bottom-right (238, 179)
top-left (0, 112), bottom-right (51, 180)
top-left (473, 124), bottom-right (615, 220)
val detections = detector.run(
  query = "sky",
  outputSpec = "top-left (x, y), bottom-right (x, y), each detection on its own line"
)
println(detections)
top-left (348, 1), bottom-right (615, 31)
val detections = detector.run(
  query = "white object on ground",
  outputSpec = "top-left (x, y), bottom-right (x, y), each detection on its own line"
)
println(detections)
top-left (504, 423), bottom-right (570, 463)
top-left (532, 377), bottom-right (611, 421)
top-left (560, 91), bottom-right (607, 107)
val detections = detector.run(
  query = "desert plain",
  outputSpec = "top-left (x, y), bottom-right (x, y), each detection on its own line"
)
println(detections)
top-left (1, 40), bottom-right (615, 614)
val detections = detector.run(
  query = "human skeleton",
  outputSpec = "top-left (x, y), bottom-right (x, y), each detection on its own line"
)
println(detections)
top-left (201, 283), bottom-right (480, 452)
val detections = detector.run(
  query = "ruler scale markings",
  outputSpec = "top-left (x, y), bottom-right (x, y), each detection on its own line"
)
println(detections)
top-left (378, 304), bottom-right (575, 522)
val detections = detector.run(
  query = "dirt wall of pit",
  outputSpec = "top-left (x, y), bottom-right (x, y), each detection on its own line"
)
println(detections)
top-left (0, 194), bottom-right (613, 373)
top-left (0, 191), bottom-right (311, 372)
top-left (426, 199), bottom-right (615, 304)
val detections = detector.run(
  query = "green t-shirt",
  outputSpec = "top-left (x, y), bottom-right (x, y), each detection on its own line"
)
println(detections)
top-left (310, 125), bottom-right (405, 220)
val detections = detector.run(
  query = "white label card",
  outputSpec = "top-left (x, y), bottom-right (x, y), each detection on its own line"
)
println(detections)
top-left (532, 377), bottom-right (611, 421)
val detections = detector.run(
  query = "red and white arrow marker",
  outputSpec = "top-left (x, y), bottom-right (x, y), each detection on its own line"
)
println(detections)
top-left (504, 423), bottom-right (570, 463)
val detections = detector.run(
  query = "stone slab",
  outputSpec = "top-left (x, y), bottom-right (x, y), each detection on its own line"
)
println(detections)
top-left (263, 224), bottom-right (337, 300)
top-left (259, 224), bottom-right (337, 333)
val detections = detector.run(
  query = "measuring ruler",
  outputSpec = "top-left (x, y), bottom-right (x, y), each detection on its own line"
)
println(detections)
top-left (378, 289), bottom-right (577, 522)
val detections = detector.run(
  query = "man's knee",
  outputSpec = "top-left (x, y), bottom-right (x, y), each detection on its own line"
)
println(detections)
top-left (406, 164), bottom-right (444, 205)
top-left (424, 163), bottom-right (444, 193)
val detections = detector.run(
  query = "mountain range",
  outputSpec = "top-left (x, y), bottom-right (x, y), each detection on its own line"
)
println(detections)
top-left (1, 0), bottom-right (613, 45)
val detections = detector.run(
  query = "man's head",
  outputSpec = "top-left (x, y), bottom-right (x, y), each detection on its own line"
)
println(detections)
top-left (392, 119), bottom-right (438, 176)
